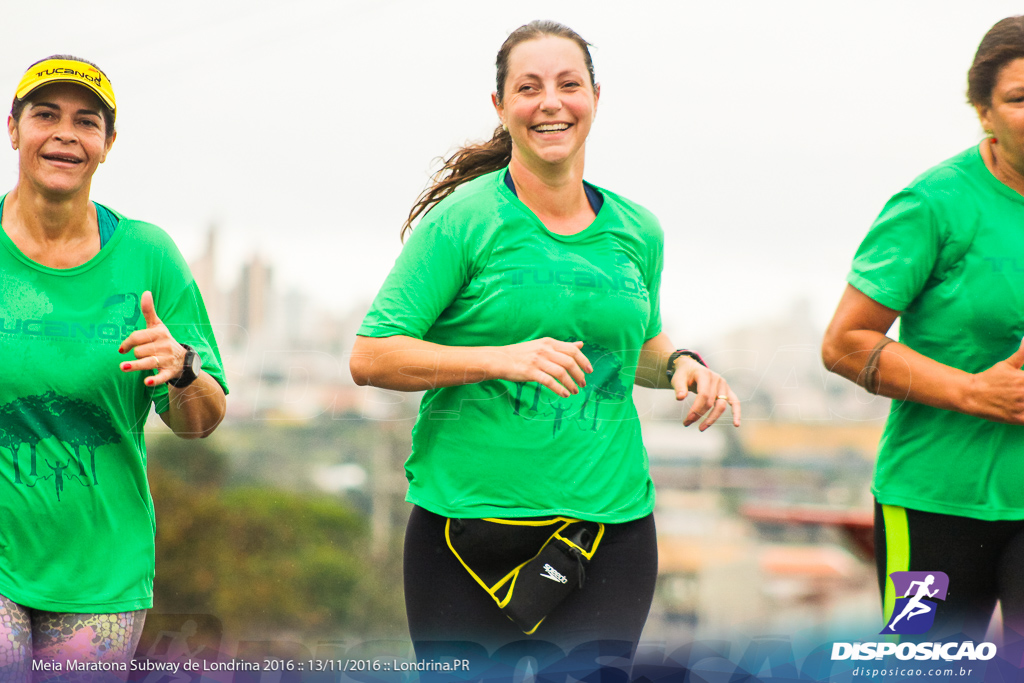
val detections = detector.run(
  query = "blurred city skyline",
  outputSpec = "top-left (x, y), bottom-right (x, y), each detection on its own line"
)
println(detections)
top-left (3, 1), bottom-right (1021, 341)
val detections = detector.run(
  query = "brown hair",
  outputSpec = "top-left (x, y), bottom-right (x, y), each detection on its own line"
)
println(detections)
top-left (400, 20), bottom-right (595, 240)
top-left (968, 16), bottom-right (1024, 108)
top-left (10, 55), bottom-right (116, 140)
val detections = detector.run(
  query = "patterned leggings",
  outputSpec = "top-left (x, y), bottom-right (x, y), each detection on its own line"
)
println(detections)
top-left (0, 593), bottom-right (145, 683)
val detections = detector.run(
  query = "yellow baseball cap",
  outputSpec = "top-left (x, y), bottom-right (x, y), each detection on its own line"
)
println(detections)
top-left (14, 58), bottom-right (115, 112)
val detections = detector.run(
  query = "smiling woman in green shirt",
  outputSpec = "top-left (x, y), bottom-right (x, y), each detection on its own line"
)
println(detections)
top-left (0, 56), bottom-right (227, 675)
top-left (351, 21), bottom-right (739, 657)
top-left (822, 16), bottom-right (1024, 642)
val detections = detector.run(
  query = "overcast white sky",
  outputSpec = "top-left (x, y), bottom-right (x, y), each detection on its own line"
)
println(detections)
top-left (2, 1), bottom-right (1020, 342)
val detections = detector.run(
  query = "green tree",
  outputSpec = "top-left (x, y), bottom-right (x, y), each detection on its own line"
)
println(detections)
top-left (576, 342), bottom-right (628, 431)
top-left (147, 435), bottom-right (390, 639)
top-left (0, 402), bottom-right (23, 484)
top-left (48, 396), bottom-right (120, 485)
top-left (146, 432), bottom-right (228, 487)
top-left (0, 394), bottom-right (55, 482)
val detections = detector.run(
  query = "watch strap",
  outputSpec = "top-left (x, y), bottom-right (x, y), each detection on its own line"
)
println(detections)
top-left (666, 349), bottom-right (707, 383)
top-left (168, 343), bottom-right (201, 389)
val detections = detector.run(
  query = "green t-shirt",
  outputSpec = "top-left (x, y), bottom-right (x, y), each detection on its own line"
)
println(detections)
top-left (849, 145), bottom-right (1024, 520)
top-left (0, 203), bottom-right (228, 611)
top-left (359, 169), bottom-right (663, 522)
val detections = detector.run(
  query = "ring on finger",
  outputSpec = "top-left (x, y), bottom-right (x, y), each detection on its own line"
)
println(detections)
top-left (716, 395), bottom-right (729, 401)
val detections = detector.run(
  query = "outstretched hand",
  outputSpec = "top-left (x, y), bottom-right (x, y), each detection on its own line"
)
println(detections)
top-left (671, 357), bottom-right (741, 431)
top-left (497, 338), bottom-right (593, 398)
top-left (965, 339), bottom-right (1024, 424)
top-left (118, 290), bottom-right (186, 387)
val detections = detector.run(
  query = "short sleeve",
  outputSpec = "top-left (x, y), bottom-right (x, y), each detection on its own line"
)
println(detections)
top-left (358, 212), bottom-right (470, 339)
top-left (847, 190), bottom-right (941, 311)
top-left (151, 281), bottom-right (228, 414)
top-left (644, 220), bottom-right (664, 341)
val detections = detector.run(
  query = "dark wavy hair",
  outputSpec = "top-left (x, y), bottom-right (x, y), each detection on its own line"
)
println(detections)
top-left (968, 16), bottom-right (1024, 108)
top-left (10, 54), bottom-right (116, 140)
top-left (400, 20), bottom-right (595, 240)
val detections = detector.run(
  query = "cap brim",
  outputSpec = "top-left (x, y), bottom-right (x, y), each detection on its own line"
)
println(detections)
top-left (17, 76), bottom-right (115, 110)
top-left (15, 60), bottom-right (116, 112)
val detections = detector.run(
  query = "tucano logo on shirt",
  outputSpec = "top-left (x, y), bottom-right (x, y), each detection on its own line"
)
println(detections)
top-left (0, 292), bottom-right (142, 342)
top-left (507, 267), bottom-right (646, 297)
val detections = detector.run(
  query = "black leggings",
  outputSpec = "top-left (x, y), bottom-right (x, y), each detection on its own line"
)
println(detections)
top-left (404, 506), bottom-right (657, 657)
top-left (874, 501), bottom-right (1024, 641)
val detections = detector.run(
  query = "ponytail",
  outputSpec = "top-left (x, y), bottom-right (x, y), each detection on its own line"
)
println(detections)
top-left (400, 125), bottom-right (512, 241)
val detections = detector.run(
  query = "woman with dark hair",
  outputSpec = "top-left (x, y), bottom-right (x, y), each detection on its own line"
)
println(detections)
top-left (822, 16), bottom-right (1024, 640)
top-left (352, 21), bottom-right (739, 655)
top-left (0, 56), bottom-right (227, 675)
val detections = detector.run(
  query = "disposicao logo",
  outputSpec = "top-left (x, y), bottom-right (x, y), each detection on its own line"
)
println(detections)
top-left (882, 571), bottom-right (949, 635)
top-left (831, 570), bottom-right (997, 663)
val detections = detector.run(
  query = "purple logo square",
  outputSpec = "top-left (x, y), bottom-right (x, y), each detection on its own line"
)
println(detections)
top-left (881, 571), bottom-right (950, 635)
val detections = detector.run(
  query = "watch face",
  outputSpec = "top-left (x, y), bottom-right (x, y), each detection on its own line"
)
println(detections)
top-left (189, 349), bottom-right (202, 374)
top-left (180, 344), bottom-right (201, 379)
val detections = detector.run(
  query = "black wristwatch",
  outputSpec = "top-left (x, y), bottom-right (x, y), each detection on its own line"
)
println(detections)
top-left (168, 344), bottom-right (202, 389)
top-left (666, 349), bottom-right (707, 383)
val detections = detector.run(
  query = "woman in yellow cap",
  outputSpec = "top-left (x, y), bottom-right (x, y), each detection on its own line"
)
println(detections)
top-left (0, 55), bottom-right (228, 674)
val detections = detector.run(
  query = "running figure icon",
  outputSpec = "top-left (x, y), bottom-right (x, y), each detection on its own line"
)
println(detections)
top-left (887, 574), bottom-right (939, 631)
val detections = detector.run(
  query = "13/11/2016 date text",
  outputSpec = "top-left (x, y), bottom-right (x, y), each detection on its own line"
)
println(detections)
top-left (293, 659), bottom-right (472, 673)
